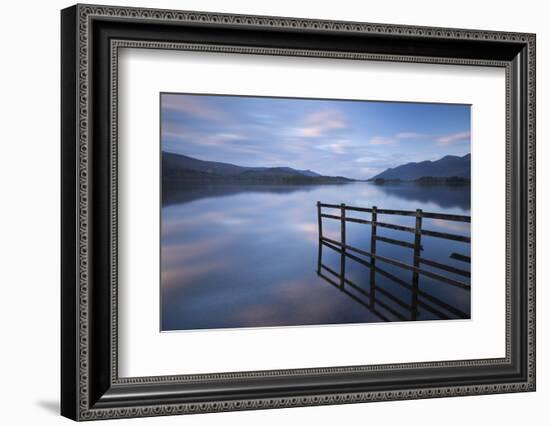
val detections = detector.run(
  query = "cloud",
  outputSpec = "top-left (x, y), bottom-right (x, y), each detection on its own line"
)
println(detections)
top-left (162, 122), bottom-right (255, 150)
top-left (367, 132), bottom-right (428, 146)
top-left (163, 130), bottom-right (230, 147)
top-left (437, 131), bottom-right (470, 145)
top-left (315, 139), bottom-right (354, 154)
top-left (297, 109), bottom-right (347, 138)
top-left (216, 132), bottom-right (243, 140)
top-left (161, 94), bottom-right (227, 122)
top-left (367, 136), bottom-right (396, 146)
top-left (395, 132), bottom-right (428, 139)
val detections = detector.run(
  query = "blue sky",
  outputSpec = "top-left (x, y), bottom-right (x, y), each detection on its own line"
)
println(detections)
top-left (161, 93), bottom-right (471, 179)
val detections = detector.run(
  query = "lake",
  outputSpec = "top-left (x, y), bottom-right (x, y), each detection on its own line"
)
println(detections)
top-left (161, 182), bottom-right (471, 331)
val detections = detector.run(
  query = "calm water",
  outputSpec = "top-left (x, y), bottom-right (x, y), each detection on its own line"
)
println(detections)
top-left (161, 182), bottom-right (471, 331)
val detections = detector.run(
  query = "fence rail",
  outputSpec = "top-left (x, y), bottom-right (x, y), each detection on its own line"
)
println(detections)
top-left (318, 203), bottom-right (471, 222)
top-left (316, 201), bottom-right (471, 321)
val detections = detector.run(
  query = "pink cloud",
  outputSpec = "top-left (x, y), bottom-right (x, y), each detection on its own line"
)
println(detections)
top-left (161, 94), bottom-right (227, 122)
top-left (297, 109), bottom-right (347, 138)
top-left (368, 136), bottom-right (396, 146)
top-left (161, 260), bottom-right (227, 289)
top-left (437, 131), bottom-right (471, 145)
top-left (430, 219), bottom-right (470, 234)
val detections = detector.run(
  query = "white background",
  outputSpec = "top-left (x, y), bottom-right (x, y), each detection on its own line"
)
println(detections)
top-left (0, 0), bottom-right (547, 425)
top-left (119, 49), bottom-right (505, 377)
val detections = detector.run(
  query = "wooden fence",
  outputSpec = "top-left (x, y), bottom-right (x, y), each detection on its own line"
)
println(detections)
top-left (316, 202), bottom-right (471, 321)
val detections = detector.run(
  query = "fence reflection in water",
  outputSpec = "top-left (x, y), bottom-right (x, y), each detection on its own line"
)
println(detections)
top-left (316, 201), bottom-right (471, 322)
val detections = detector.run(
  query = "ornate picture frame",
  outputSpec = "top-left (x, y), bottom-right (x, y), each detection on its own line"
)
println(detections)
top-left (61, 4), bottom-right (535, 421)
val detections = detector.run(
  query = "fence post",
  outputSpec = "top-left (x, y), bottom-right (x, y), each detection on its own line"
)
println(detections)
top-left (317, 201), bottom-right (323, 275)
top-left (411, 208), bottom-right (423, 320)
top-left (340, 203), bottom-right (346, 288)
top-left (369, 206), bottom-right (378, 308)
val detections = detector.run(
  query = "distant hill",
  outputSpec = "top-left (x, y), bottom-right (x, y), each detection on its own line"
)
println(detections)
top-left (163, 151), bottom-right (247, 176)
top-left (162, 152), bottom-right (352, 184)
top-left (370, 154), bottom-right (470, 182)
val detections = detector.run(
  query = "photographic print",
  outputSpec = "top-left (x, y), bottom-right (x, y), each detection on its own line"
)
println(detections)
top-left (161, 93), bottom-right (471, 331)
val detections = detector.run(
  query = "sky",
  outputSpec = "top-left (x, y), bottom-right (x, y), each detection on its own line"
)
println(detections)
top-left (161, 93), bottom-right (471, 179)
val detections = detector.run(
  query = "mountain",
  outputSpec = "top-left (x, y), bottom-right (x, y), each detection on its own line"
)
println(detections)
top-left (163, 151), bottom-right (247, 176)
top-left (370, 154), bottom-right (470, 181)
top-left (162, 152), bottom-right (351, 184)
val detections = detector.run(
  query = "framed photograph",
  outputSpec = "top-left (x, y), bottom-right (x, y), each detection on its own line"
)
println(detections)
top-left (61, 4), bottom-right (536, 421)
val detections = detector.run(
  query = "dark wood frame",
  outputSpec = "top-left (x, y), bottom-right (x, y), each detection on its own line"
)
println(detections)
top-left (61, 4), bottom-right (536, 421)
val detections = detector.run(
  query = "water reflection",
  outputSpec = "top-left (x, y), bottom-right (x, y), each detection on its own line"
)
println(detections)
top-left (317, 237), bottom-right (470, 322)
top-left (163, 181), bottom-right (471, 211)
top-left (162, 182), bottom-right (332, 207)
top-left (161, 182), bottom-right (471, 331)
top-left (372, 183), bottom-right (471, 210)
